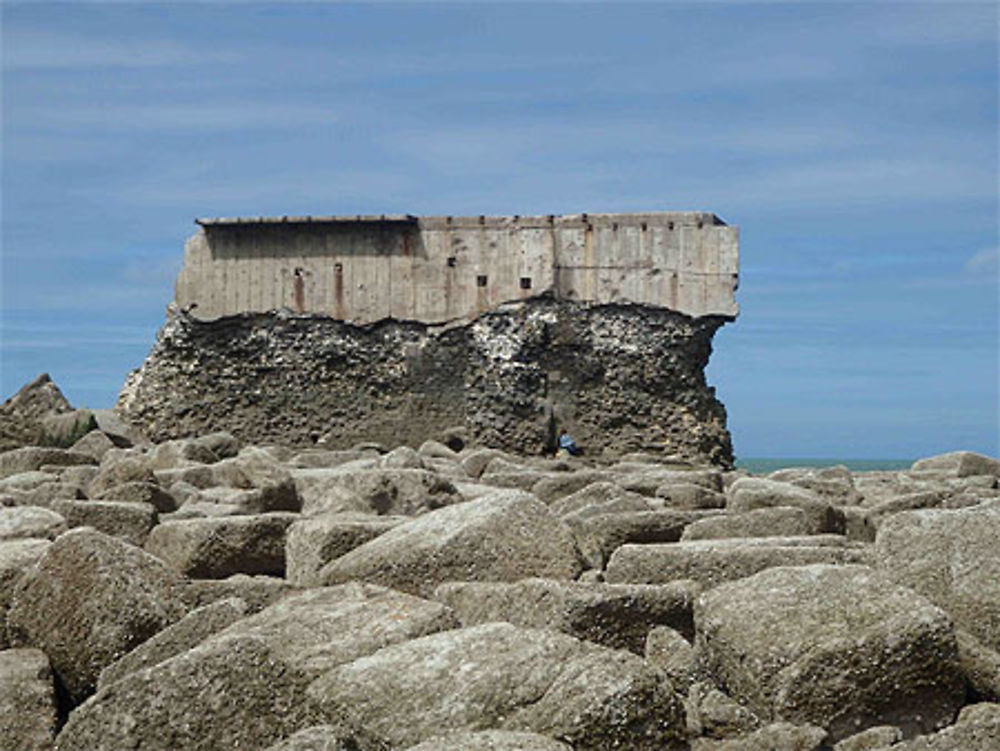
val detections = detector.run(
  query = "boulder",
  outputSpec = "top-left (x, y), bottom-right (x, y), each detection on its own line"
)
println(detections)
top-left (56, 584), bottom-right (455, 751)
top-left (606, 535), bottom-right (868, 588)
top-left (0, 505), bottom-right (67, 541)
top-left (955, 628), bottom-right (1000, 702)
top-left (547, 481), bottom-right (652, 517)
top-left (379, 445), bottom-right (424, 469)
top-left (460, 448), bottom-right (508, 479)
top-left (694, 564), bottom-right (964, 741)
top-left (49, 499), bottom-right (157, 546)
top-left (0, 539), bottom-right (50, 649)
top-left (620, 468), bottom-right (724, 495)
top-left (0, 647), bottom-right (57, 751)
top-left (833, 726), bottom-right (903, 751)
top-left (656, 482), bottom-right (727, 510)
top-left (194, 484), bottom-right (302, 513)
top-left (531, 471), bottom-right (614, 503)
top-left (297, 467), bottom-right (462, 517)
top-left (194, 431), bottom-right (240, 459)
top-left (728, 477), bottom-right (843, 534)
top-left (263, 726), bottom-right (364, 750)
top-left (319, 490), bottom-right (582, 597)
top-left (148, 438), bottom-right (220, 470)
top-left (681, 506), bottom-right (811, 541)
top-left (98, 597), bottom-right (249, 689)
top-left (434, 577), bottom-right (696, 652)
top-left (0, 447), bottom-right (97, 480)
top-left (0, 373), bottom-right (73, 452)
top-left (691, 722), bottom-right (828, 751)
top-left (910, 451), bottom-right (1000, 477)
top-left (69, 429), bottom-right (123, 460)
top-left (871, 702), bottom-right (1000, 751)
top-left (874, 502), bottom-right (1000, 649)
top-left (40, 409), bottom-right (99, 447)
top-left (145, 513), bottom-right (299, 578)
top-left (307, 621), bottom-right (688, 751)
top-left (88, 455), bottom-right (157, 496)
top-left (566, 509), bottom-right (715, 569)
top-left (686, 682), bottom-right (761, 739)
top-left (403, 730), bottom-right (573, 750)
top-left (286, 513), bottom-right (405, 586)
top-left (181, 573), bottom-right (299, 614)
top-left (6, 528), bottom-right (188, 703)
top-left (645, 625), bottom-right (697, 691)
top-left (95, 479), bottom-right (178, 512)
top-left (768, 466), bottom-right (863, 505)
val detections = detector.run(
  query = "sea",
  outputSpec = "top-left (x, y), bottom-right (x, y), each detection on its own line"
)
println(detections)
top-left (736, 458), bottom-right (913, 474)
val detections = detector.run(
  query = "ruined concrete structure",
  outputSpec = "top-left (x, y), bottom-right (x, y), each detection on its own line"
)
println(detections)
top-left (120, 212), bottom-right (739, 465)
top-left (178, 212), bottom-right (738, 323)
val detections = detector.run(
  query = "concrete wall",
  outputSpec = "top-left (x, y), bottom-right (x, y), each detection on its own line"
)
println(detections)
top-left (175, 212), bottom-right (739, 323)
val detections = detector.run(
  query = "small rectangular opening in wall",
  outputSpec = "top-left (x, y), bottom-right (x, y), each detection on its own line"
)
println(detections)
top-left (477, 275), bottom-right (488, 287)
top-left (447, 256), bottom-right (457, 267)
top-left (668, 221), bottom-right (675, 231)
top-left (520, 277), bottom-right (532, 290)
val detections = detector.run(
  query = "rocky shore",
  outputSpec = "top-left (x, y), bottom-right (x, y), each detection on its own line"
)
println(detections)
top-left (0, 388), bottom-right (998, 749)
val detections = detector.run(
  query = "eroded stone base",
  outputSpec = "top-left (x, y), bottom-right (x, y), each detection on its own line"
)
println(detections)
top-left (117, 297), bottom-right (733, 466)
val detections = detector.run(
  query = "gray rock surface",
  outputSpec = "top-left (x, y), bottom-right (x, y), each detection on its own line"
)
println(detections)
top-left (263, 726), bottom-right (363, 751)
top-left (0, 505), bottom-right (67, 541)
top-left (911, 451), bottom-right (1000, 477)
top-left (874, 501), bottom-right (1000, 650)
top-left (434, 577), bottom-right (696, 652)
top-left (286, 512), bottom-right (404, 586)
top-left (0, 538), bottom-right (50, 649)
top-left (0, 647), bottom-right (57, 751)
top-left (403, 730), bottom-right (573, 750)
top-left (50, 499), bottom-right (157, 546)
top-left (691, 722), bottom-right (828, 751)
top-left (319, 490), bottom-right (582, 596)
top-left (56, 583), bottom-right (455, 751)
top-left (566, 509), bottom-right (714, 569)
top-left (645, 625), bottom-right (697, 692)
top-left (867, 702), bottom-right (1000, 750)
top-left (0, 446), bottom-right (97, 480)
top-left (98, 596), bottom-right (248, 689)
top-left (145, 512), bottom-right (299, 578)
top-left (94, 479), bottom-right (178, 511)
top-left (606, 536), bottom-right (868, 588)
top-left (694, 564), bottom-right (964, 741)
top-left (307, 621), bottom-right (688, 750)
top-left (727, 477), bottom-right (843, 533)
top-left (6, 528), bottom-right (188, 703)
top-left (681, 506), bottom-right (811, 540)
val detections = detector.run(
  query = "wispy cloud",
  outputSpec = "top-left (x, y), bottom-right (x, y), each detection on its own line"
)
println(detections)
top-left (3, 29), bottom-right (241, 70)
top-left (963, 247), bottom-right (1000, 274)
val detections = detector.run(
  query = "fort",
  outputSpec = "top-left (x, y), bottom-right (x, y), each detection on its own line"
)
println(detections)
top-left (119, 212), bottom-right (740, 465)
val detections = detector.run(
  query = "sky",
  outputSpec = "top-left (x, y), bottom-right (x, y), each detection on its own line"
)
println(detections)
top-left (2, 1), bottom-right (997, 460)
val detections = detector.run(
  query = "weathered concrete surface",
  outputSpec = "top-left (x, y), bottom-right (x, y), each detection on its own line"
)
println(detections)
top-left (118, 296), bottom-right (734, 465)
top-left (177, 212), bottom-right (739, 322)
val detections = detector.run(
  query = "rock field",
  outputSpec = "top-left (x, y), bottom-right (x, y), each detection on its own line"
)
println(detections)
top-left (0, 417), bottom-right (998, 749)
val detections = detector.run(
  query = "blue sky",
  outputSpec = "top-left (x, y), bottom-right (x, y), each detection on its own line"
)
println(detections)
top-left (2, 1), bottom-right (997, 459)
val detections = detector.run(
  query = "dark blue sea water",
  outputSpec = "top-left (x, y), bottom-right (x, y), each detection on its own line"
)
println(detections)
top-left (736, 458), bottom-right (913, 474)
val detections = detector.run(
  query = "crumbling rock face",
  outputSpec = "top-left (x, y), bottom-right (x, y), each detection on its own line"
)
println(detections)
top-left (117, 297), bottom-right (733, 466)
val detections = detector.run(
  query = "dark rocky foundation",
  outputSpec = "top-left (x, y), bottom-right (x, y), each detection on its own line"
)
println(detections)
top-left (117, 296), bottom-right (733, 467)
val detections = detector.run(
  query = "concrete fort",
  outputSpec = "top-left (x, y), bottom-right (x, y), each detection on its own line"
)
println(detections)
top-left (119, 212), bottom-right (739, 465)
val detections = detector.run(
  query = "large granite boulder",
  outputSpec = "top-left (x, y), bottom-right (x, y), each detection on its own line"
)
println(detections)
top-left (403, 730), bottom-right (573, 750)
top-left (694, 564), bottom-right (964, 742)
top-left (606, 536), bottom-right (868, 588)
top-left (910, 451), bottom-right (1000, 477)
top-left (874, 501), bottom-right (1000, 650)
top-left (6, 528), bottom-right (188, 703)
top-left (566, 509), bottom-right (713, 569)
top-left (306, 621), bottom-right (688, 750)
top-left (0, 447), bottom-right (96, 480)
top-left (0, 505), bottom-right (67, 541)
top-left (434, 577), bottom-right (696, 652)
top-left (727, 477), bottom-right (843, 534)
top-left (145, 512), bottom-right (299, 578)
top-left (0, 647), bottom-right (57, 751)
top-left (56, 584), bottom-right (456, 750)
top-left (285, 513), bottom-right (405, 586)
top-left (0, 538), bottom-right (50, 649)
top-left (49, 499), bottom-right (157, 547)
top-left (681, 506), bottom-right (811, 540)
top-left (318, 490), bottom-right (582, 597)
top-left (98, 596), bottom-right (249, 689)
top-left (293, 467), bottom-right (462, 517)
